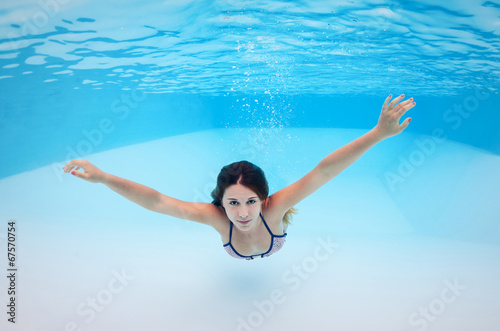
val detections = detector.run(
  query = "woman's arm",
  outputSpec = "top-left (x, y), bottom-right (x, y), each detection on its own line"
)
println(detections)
top-left (64, 160), bottom-right (162, 211)
top-left (267, 94), bottom-right (416, 215)
top-left (63, 160), bottom-right (223, 225)
top-left (318, 94), bottom-right (415, 178)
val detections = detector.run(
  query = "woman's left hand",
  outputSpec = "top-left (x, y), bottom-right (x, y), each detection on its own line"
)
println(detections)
top-left (373, 94), bottom-right (416, 140)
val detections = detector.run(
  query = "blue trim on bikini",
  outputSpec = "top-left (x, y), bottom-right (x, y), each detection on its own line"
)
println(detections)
top-left (223, 212), bottom-right (287, 259)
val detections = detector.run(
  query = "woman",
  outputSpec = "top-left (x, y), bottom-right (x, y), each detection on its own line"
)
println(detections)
top-left (63, 94), bottom-right (415, 260)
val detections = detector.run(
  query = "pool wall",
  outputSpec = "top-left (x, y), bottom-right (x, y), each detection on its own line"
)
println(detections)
top-left (2, 88), bottom-right (499, 180)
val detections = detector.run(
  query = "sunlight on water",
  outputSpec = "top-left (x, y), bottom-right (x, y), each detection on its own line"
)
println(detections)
top-left (0, 0), bottom-right (499, 95)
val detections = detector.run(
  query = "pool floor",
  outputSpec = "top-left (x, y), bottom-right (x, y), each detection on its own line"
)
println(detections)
top-left (1, 128), bottom-right (499, 330)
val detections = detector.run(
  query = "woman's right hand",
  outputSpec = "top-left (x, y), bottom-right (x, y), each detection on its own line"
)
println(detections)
top-left (63, 160), bottom-right (106, 183)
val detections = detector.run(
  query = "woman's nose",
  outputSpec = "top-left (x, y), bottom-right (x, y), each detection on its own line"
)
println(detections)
top-left (239, 208), bottom-right (248, 218)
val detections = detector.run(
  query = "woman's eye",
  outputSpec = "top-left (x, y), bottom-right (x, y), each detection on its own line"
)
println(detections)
top-left (229, 200), bottom-right (256, 206)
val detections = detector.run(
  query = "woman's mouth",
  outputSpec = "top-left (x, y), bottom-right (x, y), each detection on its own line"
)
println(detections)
top-left (238, 219), bottom-right (251, 225)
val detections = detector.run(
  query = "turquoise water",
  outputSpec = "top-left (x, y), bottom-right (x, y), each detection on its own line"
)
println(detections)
top-left (1, 0), bottom-right (499, 178)
top-left (1, 1), bottom-right (500, 330)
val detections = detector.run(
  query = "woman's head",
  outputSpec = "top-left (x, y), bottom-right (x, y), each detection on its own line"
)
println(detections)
top-left (211, 161), bottom-right (269, 207)
top-left (211, 160), bottom-right (297, 229)
top-left (211, 161), bottom-right (269, 230)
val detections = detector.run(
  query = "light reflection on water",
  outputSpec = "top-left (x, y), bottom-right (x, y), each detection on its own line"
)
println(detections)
top-left (1, 0), bottom-right (499, 95)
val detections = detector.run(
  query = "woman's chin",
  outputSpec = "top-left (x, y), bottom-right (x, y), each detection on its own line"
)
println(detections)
top-left (235, 219), bottom-right (252, 230)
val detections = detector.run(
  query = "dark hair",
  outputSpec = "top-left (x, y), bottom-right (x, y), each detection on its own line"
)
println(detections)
top-left (211, 160), bottom-right (268, 206)
top-left (211, 160), bottom-right (296, 225)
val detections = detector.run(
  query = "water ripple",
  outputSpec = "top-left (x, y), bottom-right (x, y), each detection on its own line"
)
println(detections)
top-left (0, 0), bottom-right (498, 95)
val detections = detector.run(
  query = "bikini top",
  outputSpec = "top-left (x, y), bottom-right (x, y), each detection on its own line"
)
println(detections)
top-left (223, 212), bottom-right (287, 260)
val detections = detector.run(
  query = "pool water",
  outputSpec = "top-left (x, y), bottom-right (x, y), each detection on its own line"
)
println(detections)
top-left (1, 0), bottom-right (499, 330)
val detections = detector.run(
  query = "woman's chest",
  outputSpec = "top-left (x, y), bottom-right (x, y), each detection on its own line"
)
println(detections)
top-left (220, 216), bottom-right (284, 256)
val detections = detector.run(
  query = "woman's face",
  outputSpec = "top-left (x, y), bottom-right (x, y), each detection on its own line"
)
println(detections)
top-left (222, 183), bottom-right (262, 232)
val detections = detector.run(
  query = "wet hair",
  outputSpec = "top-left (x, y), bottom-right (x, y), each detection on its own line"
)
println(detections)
top-left (211, 160), bottom-right (296, 225)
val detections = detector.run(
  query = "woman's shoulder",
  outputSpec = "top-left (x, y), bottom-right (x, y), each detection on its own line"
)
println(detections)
top-left (200, 203), bottom-right (231, 235)
top-left (261, 198), bottom-right (288, 232)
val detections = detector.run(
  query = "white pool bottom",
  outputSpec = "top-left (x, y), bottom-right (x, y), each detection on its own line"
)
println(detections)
top-left (1, 128), bottom-right (499, 330)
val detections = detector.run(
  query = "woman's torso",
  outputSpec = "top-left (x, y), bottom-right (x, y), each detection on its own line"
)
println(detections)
top-left (212, 201), bottom-right (288, 257)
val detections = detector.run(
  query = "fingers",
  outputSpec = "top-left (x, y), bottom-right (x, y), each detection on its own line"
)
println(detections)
top-left (388, 94), bottom-right (406, 109)
top-left (382, 94), bottom-right (392, 110)
top-left (71, 169), bottom-right (84, 179)
top-left (63, 160), bottom-right (87, 173)
top-left (395, 98), bottom-right (416, 115)
top-left (398, 117), bottom-right (412, 133)
top-left (384, 93), bottom-right (416, 115)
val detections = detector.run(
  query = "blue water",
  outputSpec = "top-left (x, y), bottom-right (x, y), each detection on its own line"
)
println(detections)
top-left (1, 0), bottom-right (500, 330)
top-left (1, 0), bottom-right (500, 178)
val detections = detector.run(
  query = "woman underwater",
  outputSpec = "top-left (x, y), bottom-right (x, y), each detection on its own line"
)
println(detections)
top-left (63, 94), bottom-right (416, 260)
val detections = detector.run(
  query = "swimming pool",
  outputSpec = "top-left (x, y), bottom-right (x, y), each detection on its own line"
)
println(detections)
top-left (1, 0), bottom-right (499, 330)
